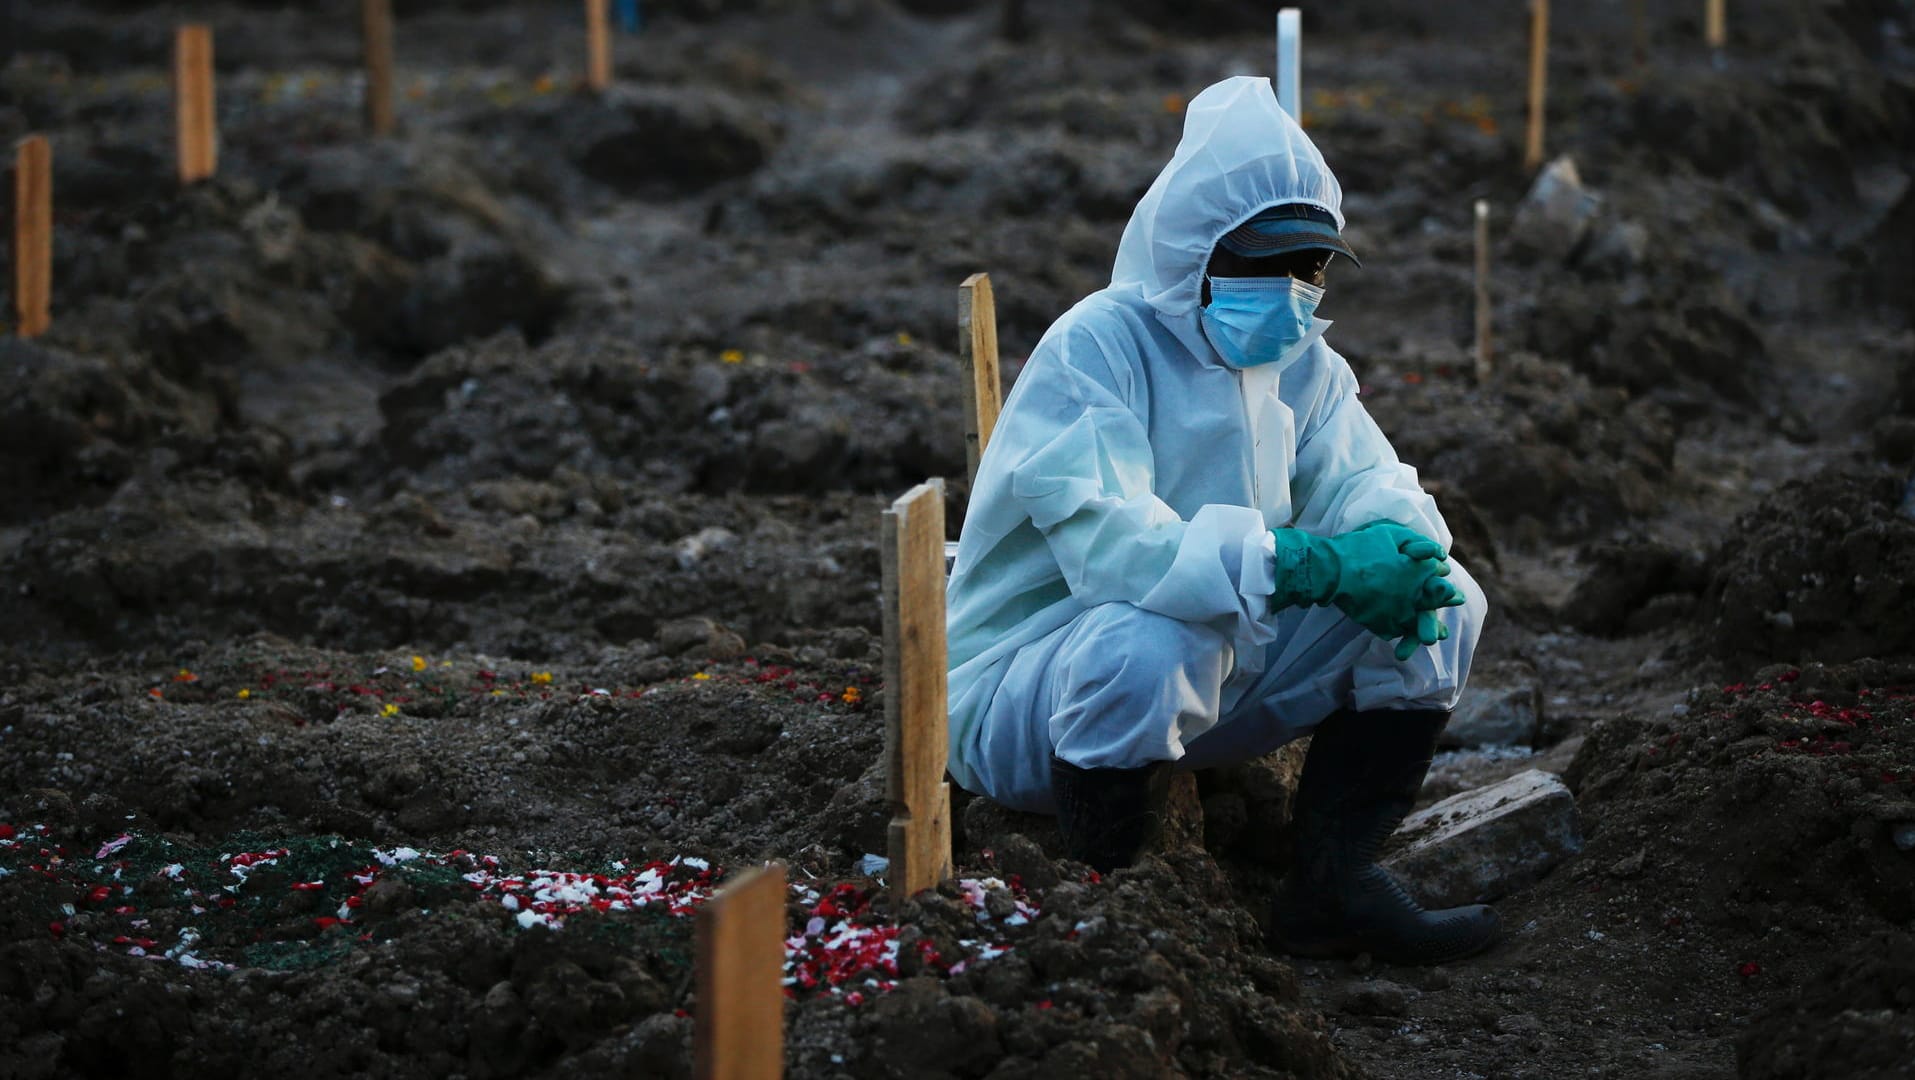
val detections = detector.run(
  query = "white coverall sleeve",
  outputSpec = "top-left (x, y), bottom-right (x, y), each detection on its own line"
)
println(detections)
top-left (1004, 342), bottom-right (1277, 648)
top-left (1289, 360), bottom-right (1451, 548)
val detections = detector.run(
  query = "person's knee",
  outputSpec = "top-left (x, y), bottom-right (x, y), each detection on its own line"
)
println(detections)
top-left (1058, 603), bottom-right (1230, 702)
top-left (1049, 603), bottom-right (1231, 766)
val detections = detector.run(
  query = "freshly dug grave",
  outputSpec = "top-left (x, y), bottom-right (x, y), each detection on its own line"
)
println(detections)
top-left (0, 642), bottom-right (1350, 1080)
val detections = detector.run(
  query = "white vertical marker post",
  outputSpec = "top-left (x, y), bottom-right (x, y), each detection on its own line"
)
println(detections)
top-left (1473, 199), bottom-right (1492, 382)
top-left (1524, 0), bottom-right (1549, 172)
top-left (1276, 8), bottom-right (1302, 121)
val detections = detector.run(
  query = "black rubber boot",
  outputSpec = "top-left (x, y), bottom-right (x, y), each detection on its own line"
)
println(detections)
top-left (1270, 708), bottom-right (1500, 965)
top-left (1049, 756), bottom-right (1174, 874)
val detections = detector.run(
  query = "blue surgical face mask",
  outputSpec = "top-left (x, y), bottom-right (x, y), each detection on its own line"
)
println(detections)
top-left (1200, 275), bottom-right (1324, 369)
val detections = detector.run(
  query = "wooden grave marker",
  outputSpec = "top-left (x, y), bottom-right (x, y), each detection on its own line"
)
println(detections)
top-left (362, 0), bottom-right (396, 136)
top-left (586, 0), bottom-right (613, 92)
top-left (174, 25), bottom-right (217, 184)
top-left (1524, 0), bottom-right (1549, 172)
top-left (1473, 199), bottom-right (1492, 381)
top-left (694, 863), bottom-right (787, 1080)
top-left (883, 480), bottom-right (953, 908)
top-left (12, 135), bottom-right (51, 339)
top-left (1275, 8), bottom-right (1302, 121)
top-left (958, 273), bottom-right (1002, 489)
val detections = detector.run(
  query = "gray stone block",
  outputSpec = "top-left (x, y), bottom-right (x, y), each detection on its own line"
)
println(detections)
top-left (1441, 683), bottom-right (1542, 748)
top-left (1383, 769), bottom-right (1582, 907)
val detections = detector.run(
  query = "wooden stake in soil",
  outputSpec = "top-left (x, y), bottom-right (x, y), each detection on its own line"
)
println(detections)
top-left (1275, 8), bottom-right (1302, 121)
top-left (958, 273), bottom-right (1002, 489)
top-left (174, 25), bottom-right (217, 184)
top-left (586, 0), bottom-right (613, 92)
top-left (12, 135), bottom-right (51, 339)
top-left (1524, 0), bottom-right (1549, 172)
top-left (361, 0), bottom-right (396, 136)
top-left (1705, 0), bottom-right (1726, 51)
top-left (1473, 199), bottom-right (1492, 381)
top-left (882, 480), bottom-right (953, 908)
top-left (1631, 0), bottom-right (1648, 67)
top-left (694, 863), bottom-right (787, 1080)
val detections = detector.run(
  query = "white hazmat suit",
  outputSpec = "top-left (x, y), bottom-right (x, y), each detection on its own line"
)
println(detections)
top-left (945, 76), bottom-right (1486, 813)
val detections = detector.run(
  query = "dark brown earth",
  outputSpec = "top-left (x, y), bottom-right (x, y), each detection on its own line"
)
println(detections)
top-left (3, 1), bottom-right (1913, 1077)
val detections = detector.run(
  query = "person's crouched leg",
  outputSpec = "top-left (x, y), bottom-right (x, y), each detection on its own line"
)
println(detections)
top-left (1041, 603), bottom-right (1232, 872)
top-left (967, 601), bottom-right (1232, 865)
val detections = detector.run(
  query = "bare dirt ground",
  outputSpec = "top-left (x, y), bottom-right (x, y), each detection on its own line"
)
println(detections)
top-left (3, 1), bottom-right (1913, 1077)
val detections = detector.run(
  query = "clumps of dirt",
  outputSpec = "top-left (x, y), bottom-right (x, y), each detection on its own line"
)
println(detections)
top-left (1565, 658), bottom-right (1915, 935)
top-left (1560, 538), bottom-right (1710, 637)
top-left (1701, 466), bottom-right (1915, 665)
top-left (0, 638), bottom-right (895, 861)
top-left (1736, 930), bottom-right (1915, 1080)
top-left (378, 329), bottom-right (965, 496)
top-left (0, 471), bottom-right (887, 656)
top-left (1364, 352), bottom-right (1677, 543)
top-left (821, 851), bottom-right (1352, 1080)
top-left (519, 86), bottom-right (784, 195)
top-left (16, 133), bottom-right (578, 366)
top-left (1523, 272), bottom-right (1773, 411)
top-left (0, 337), bottom-right (238, 526)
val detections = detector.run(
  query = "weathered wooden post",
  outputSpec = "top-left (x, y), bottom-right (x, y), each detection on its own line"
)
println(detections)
top-left (12, 135), bottom-right (51, 339)
top-left (586, 0), bottom-right (613, 92)
top-left (1524, 0), bottom-right (1549, 172)
top-left (883, 480), bottom-right (954, 909)
top-left (694, 864), bottom-right (787, 1080)
top-left (174, 25), bottom-right (217, 184)
top-left (958, 274), bottom-right (1002, 490)
top-left (361, 0), bottom-right (396, 136)
top-left (1275, 8), bottom-right (1302, 121)
top-left (1705, 0), bottom-right (1726, 52)
top-left (1631, 0), bottom-right (1648, 67)
top-left (1473, 199), bottom-right (1492, 381)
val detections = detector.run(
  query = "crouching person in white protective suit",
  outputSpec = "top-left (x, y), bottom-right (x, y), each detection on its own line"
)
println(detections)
top-left (944, 76), bottom-right (1498, 965)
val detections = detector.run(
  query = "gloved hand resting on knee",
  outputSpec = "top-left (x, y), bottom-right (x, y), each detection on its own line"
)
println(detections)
top-left (1270, 521), bottom-right (1466, 661)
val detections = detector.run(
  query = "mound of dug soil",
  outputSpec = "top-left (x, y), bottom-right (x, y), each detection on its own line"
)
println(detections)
top-left (1702, 467), bottom-right (1915, 666)
top-left (1566, 659), bottom-right (1915, 936)
top-left (378, 330), bottom-right (964, 496)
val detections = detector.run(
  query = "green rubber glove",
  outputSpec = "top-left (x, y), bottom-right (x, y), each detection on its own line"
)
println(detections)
top-left (1270, 524), bottom-right (1454, 655)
